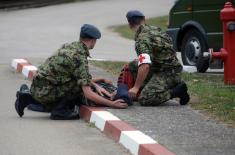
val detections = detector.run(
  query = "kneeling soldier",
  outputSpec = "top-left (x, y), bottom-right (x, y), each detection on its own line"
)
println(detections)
top-left (15, 24), bottom-right (128, 120)
top-left (125, 10), bottom-right (190, 106)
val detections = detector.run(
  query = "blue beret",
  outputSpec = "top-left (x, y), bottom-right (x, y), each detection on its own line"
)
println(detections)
top-left (80, 24), bottom-right (101, 39)
top-left (126, 10), bottom-right (145, 21)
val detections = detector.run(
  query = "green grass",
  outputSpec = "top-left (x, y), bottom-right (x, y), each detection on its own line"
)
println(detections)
top-left (90, 60), bottom-right (235, 127)
top-left (182, 73), bottom-right (235, 125)
top-left (112, 15), bottom-right (169, 40)
top-left (88, 122), bottom-right (96, 128)
top-left (90, 60), bottom-right (127, 75)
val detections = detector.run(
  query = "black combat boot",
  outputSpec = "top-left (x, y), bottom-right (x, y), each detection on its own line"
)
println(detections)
top-left (170, 82), bottom-right (190, 105)
top-left (15, 84), bottom-right (31, 117)
top-left (50, 98), bottom-right (80, 120)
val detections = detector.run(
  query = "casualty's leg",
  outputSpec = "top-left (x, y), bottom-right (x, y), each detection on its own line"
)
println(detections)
top-left (117, 60), bottom-right (138, 89)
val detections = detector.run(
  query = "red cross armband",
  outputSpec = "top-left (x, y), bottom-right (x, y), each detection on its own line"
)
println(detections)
top-left (138, 53), bottom-right (151, 66)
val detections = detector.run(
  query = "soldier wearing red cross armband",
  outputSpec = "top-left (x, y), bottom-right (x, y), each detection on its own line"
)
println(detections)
top-left (120, 10), bottom-right (190, 106)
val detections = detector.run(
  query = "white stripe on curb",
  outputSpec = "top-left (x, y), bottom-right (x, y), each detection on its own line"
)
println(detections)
top-left (22, 66), bottom-right (38, 78)
top-left (90, 111), bottom-right (120, 131)
top-left (11, 59), bottom-right (28, 69)
top-left (119, 131), bottom-right (157, 155)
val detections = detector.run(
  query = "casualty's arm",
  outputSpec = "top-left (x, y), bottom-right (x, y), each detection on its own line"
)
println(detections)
top-left (91, 81), bottom-right (112, 98)
top-left (82, 86), bottom-right (128, 109)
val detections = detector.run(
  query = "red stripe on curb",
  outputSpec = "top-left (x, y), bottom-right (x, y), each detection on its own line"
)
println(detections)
top-left (139, 144), bottom-right (176, 155)
top-left (104, 120), bottom-right (136, 142)
top-left (79, 105), bottom-right (104, 121)
top-left (17, 62), bottom-right (31, 72)
top-left (28, 70), bottom-right (36, 81)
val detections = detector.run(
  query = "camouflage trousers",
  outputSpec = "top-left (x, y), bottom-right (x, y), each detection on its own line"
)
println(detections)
top-left (128, 60), bottom-right (182, 106)
top-left (139, 72), bottom-right (182, 106)
top-left (30, 75), bottom-right (83, 109)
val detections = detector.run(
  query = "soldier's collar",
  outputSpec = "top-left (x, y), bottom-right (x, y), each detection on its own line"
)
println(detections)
top-left (134, 24), bottom-right (146, 41)
top-left (80, 41), bottom-right (91, 57)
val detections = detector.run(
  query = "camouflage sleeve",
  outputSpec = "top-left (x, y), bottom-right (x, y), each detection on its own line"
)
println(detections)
top-left (135, 38), bottom-right (152, 66)
top-left (135, 38), bottom-right (151, 56)
top-left (73, 52), bottom-right (92, 86)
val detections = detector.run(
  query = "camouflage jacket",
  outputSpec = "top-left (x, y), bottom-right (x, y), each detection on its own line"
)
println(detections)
top-left (36, 41), bottom-right (92, 87)
top-left (135, 24), bottom-right (182, 73)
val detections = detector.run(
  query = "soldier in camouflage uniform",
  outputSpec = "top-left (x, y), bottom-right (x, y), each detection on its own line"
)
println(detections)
top-left (15, 24), bottom-right (128, 120)
top-left (126, 10), bottom-right (190, 106)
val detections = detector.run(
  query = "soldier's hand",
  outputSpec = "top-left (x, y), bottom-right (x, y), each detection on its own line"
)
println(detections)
top-left (110, 90), bottom-right (117, 101)
top-left (96, 86), bottom-right (112, 98)
top-left (112, 99), bottom-right (128, 109)
top-left (128, 87), bottom-right (139, 100)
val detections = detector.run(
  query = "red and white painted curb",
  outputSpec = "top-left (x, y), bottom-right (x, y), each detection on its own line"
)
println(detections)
top-left (11, 59), bottom-right (37, 80)
top-left (11, 58), bottom-right (175, 155)
top-left (79, 106), bottom-right (175, 155)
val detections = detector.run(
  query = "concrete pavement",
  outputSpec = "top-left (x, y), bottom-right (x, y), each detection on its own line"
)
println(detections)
top-left (0, 64), bottom-right (131, 155)
top-left (0, 0), bottom-right (174, 63)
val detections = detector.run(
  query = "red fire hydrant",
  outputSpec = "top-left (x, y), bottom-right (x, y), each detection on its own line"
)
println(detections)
top-left (208, 2), bottom-right (235, 85)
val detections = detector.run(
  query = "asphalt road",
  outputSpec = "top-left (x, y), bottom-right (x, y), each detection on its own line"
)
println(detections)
top-left (0, 0), bottom-right (174, 63)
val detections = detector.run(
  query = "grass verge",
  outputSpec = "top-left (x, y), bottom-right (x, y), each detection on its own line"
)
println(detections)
top-left (112, 15), bottom-right (168, 40)
top-left (90, 60), bottom-right (235, 127)
top-left (90, 60), bottom-right (127, 75)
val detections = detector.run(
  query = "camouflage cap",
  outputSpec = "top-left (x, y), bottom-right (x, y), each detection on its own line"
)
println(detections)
top-left (80, 24), bottom-right (101, 39)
